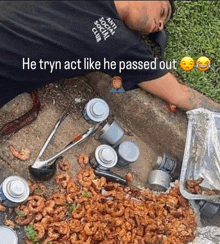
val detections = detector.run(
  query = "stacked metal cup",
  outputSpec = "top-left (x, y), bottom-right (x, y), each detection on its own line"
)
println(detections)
top-left (0, 176), bottom-right (30, 207)
top-left (100, 121), bottom-right (140, 168)
top-left (147, 153), bottom-right (177, 192)
top-left (100, 121), bottom-right (125, 147)
top-left (116, 140), bottom-right (140, 168)
top-left (90, 144), bottom-right (118, 170)
top-left (199, 200), bottom-right (220, 219)
top-left (83, 98), bottom-right (109, 124)
top-left (0, 226), bottom-right (18, 244)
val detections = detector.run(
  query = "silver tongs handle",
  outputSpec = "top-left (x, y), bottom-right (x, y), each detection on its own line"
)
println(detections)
top-left (32, 113), bottom-right (99, 169)
top-left (36, 112), bottom-right (68, 161)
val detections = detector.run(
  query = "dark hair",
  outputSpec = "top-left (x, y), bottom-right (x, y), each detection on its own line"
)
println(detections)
top-left (168, 0), bottom-right (175, 19)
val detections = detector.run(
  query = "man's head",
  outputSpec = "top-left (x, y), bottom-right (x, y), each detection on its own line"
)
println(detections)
top-left (115, 1), bottom-right (174, 34)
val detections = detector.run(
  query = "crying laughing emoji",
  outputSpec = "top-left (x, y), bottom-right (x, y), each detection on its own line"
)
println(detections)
top-left (195, 56), bottom-right (212, 71)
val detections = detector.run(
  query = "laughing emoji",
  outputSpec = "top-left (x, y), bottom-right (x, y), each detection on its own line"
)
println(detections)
top-left (179, 56), bottom-right (195, 71)
top-left (195, 56), bottom-right (212, 71)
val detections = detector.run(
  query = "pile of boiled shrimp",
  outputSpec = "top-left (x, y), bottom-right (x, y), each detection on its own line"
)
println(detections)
top-left (1, 153), bottom-right (197, 244)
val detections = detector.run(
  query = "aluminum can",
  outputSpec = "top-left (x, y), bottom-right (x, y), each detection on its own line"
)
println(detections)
top-left (100, 121), bottom-right (124, 147)
top-left (0, 226), bottom-right (18, 244)
top-left (155, 152), bottom-right (177, 175)
top-left (90, 144), bottom-right (118, 170)
top-left (116, 140), bottom-right (140, 168)
top-left (83, 98), bottom-right (109, 123)
top-left (0, 176), bottom-right (30, 207)
top-left (147, 170), bottom-right (171, 192)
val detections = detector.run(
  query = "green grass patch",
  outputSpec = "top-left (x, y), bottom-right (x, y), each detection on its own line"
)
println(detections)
top-left (165, 1), bottom-right (220, 102)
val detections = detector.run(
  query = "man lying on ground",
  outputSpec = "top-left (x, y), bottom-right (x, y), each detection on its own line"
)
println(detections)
top-left (0, 1), bottom-right (219, 112)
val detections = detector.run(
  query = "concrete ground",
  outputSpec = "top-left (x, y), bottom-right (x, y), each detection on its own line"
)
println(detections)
top-left (0, 72), bottom-right (219, 243)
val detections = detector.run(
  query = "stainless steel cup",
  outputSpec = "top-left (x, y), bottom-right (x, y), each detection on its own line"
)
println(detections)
top-left (199, 200), bottom-right (220, 219)
top-left (90, 144), bottom-right (118, 170)
top-left (83, 98), bottom-right (109, 123)
top-left (0, 176), bottom-right (30, 207)
top-left (100, 121), bottom-right (124, 147)
top-left (0, 226), bottom-right (18, 244)
top-left (155, 153), bottom-right (177, 175)
top-left (147, 169), bottom-right (171, 192)
top-left (116, 140), bottom-right (140, 168)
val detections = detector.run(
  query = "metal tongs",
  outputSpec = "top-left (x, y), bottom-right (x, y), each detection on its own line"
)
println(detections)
top-left (29, 112), bottom-right (100, 180)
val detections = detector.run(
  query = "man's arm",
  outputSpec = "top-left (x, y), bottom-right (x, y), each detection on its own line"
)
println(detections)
top-left (138, 72), bottom-right (220, 112)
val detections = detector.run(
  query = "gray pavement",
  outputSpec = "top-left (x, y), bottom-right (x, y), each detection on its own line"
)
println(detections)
top-left (0, 72), bottom-right (219, 243)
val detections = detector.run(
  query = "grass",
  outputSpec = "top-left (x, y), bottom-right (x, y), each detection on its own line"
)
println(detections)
top-left (164, 1), bottom-right (220, 102)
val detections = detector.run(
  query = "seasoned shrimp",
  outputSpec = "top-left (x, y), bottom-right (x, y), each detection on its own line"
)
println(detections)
top-left (92, 177), bottom-right (106, 191)
top-left (15, 214), bottom-right (34, 225)
top-left (48, 192), bottom-right (66, 205)
top-left (72, 206), bottom-right (86, 219)
top-left (53, 206), bottom-right (67, 221)
top-left (32, 183), bottom-right (46, 195)
top-left (84, 222), bottom-right (98, 235)
top-left (49, 221), bottom-right (70, 237)
top-left (9, 145), bottom-right (30, 160)
top-left (59, 158), bottom-right (71, 171)
top-left (33, 223), bottom-right (45, 241)
top-left (77, 167), bottom-right (95, 187)
top-left (34, 213), bottom-right (43, 222)
top-left (55, 172), bottom-right (71, 188)
top-left (42, 200), bottom-right (55, 216)
top-left (0, 203), bottom-right (6, 212)
top-left (77, 152), bottom-right (89, 168)
top-left (69, 219), bottom-right (84, 232)
top-left (125, 172), bottom-right (134, 182)
top-left (27, 195), bottom-right (45, 213)
top-left (41, 216), bottom-right (53, 229)
top-left (4, 219), bottom-right (15, 229)
top-left (67, 181), bottom-right (79, 194)
top-left (15, 205), bottom-right (30, 216)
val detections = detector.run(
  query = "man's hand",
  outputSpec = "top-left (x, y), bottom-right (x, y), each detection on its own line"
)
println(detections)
top-left (138, 72), bottom-right (220, 112)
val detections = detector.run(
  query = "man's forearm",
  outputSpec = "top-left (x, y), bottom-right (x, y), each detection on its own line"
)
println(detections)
top-left (138, 72), bottom-right (220, 113)
top-left (175, 85), bottom-right (220, 112)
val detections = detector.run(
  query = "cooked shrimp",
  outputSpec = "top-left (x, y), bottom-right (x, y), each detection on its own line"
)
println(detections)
top-left (9, 145), bottom-right (30, 160)
top-left (4, 219), bottom-right (15, 229)
top-left (77, 168), bottom-right (95, 187)
top-left (55, 172), bottom-right (71, 188)
top-left (33, 223), bottom-right (45, 241)
top-left (84, 222), bottom-right (98, 235)
top-left (186, 178), bottom-right (203, 188)
top-left (48, 192), bottom-right (66, 205)
top-left (32, 183), bottom-right (46, 195)
top-left (92, 177), bottom-right (106, 191)
top-left (27, 195), bottom-right (45, 213)
top-left (15, 214), bottom-right (34, 225)
top-left (125, 172), bottom-right (134, 182)
top-left (41, 216), bottom-right (53, 229)
top-left (77, 152), bottom-right (89, 168)
top-left (69, 219), bottom-right (84, 232)
top-left (49, 221), bottom-right (70, 237)
top-left (15, 205), bottom-right (30, 216)
top-left (53, 206), bottom-right (67, 221)
top-left (0, 203), bottom-right (6, 212)
top-left (67, 181), bottom-right (79, 194)
top-left (34, 213), bottom-right (43, 222)
top-left (42, 200), bottom-right (55, 216)
top-left (59, 158), bottom-right (71, 171)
